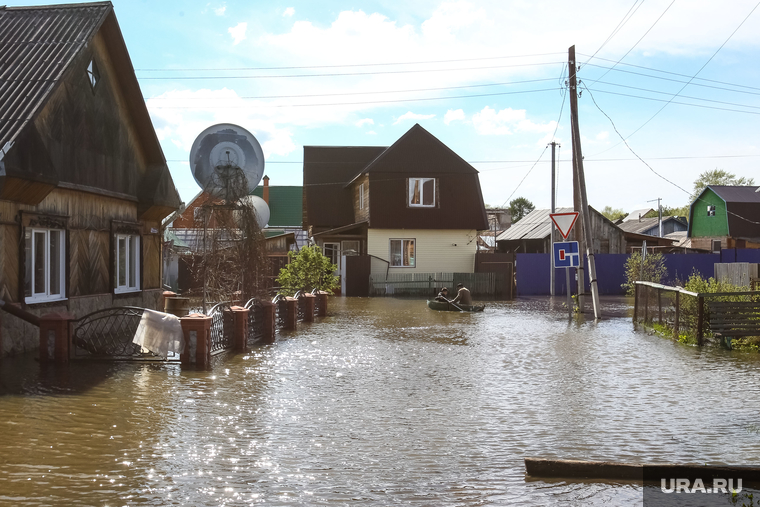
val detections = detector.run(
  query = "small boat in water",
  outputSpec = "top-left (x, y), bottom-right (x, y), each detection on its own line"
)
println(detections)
top-left (427, 300), bottom-right (485, 312)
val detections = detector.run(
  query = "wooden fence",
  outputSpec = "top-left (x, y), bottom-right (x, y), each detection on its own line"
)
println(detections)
top-left (369, 272), bottom-right (510, 298)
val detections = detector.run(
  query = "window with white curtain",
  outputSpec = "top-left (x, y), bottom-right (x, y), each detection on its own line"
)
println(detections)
top-left (24, 228), bottom-right (65, 303)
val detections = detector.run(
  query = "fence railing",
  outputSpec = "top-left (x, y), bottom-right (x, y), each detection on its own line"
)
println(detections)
top-left (244, 298), bottom-right (264, 345)
top-left (207, 302), bottom-right (234, 354)
top-left (369, 272), bottom-right (508, 298)
top-left (633, 281), bottom-right (760, 346)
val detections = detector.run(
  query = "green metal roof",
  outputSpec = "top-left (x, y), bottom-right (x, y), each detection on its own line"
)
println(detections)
top-left (251, 185), bottom-right (303, 227)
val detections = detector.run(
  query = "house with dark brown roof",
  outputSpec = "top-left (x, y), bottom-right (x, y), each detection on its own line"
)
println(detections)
top-left (688, 185), bottom-right (760, 250)
top-left (303, 124), bottom-right (489, 294)
top-left (0, 2), bottom-right (181, 355)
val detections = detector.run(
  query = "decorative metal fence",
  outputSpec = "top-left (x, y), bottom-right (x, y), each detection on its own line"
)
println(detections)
top-left (244, 298), bottom-right (265, 345)
top-left (71, 306), bottom-right (178, 360)
top-left (207, 302), bottom-right (234, 354)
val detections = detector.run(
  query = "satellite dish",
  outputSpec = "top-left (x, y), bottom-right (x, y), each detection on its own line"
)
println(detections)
top-left (189, 123), bottom-right (265, 200)
top-left (238, 195), bottom-right (270, 229)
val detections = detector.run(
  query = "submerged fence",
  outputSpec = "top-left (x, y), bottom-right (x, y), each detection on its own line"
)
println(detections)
top-left (633, 281), bottom-right (760, 347)
top-left (369, 272), bottom-right (509, 298)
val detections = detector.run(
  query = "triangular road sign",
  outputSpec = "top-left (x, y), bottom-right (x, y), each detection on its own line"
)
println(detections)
top-left (550, 212), bottom-right (579, 239)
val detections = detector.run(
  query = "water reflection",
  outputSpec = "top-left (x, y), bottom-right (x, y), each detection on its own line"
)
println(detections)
top-left (1, 297), bottom-right (760, 505)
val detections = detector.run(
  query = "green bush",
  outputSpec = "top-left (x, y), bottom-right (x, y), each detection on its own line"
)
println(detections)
top-left (622, 251), bottom-right (667, 296)
top-left (276, 245), bottom-right (339, 296)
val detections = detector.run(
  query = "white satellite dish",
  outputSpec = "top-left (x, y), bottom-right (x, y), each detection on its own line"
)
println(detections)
top-left (239, 195), bottom-right (270, 229)
top-left (189, 123), bottom-right (265, 199)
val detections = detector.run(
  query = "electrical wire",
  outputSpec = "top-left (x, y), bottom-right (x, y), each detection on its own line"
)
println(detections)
top-left (583, 0), bottom-right (646, 66)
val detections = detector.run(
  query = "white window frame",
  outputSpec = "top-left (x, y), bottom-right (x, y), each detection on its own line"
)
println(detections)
top-left (115, 234), bottom-right (141, 293)
top-left (359, 183), bottom-right (365, 210)
top-left (24, 228), bottom-right (66, 304)
top-left (323, 242), bottom-right (341, 273)
top-left (390, 238), bottom-right (416, 268)
top-left (408, 178), bottom-right (436, 207)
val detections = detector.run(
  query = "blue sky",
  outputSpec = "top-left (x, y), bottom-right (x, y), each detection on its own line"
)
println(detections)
top-left (11, 0), bottom-right (760, 212)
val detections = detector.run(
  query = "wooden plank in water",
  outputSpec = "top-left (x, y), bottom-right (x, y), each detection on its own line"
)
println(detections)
top-left (525, 458), bottom-right (760, 486)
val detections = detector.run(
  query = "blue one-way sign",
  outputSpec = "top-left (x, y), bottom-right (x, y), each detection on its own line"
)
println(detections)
top-left (554, 241), bottom-right (580, 267)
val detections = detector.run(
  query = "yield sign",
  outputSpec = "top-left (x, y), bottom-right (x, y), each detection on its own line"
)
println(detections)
top-left (550, 212), bottom-right (579, 239)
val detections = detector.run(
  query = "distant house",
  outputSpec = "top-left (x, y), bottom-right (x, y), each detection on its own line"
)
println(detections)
top-left (478, 208), bottom-right (511, 252)
top-left (302, 124), bottom-right (489, 294)
top-left (618, 216), bottom-right (688, 238)
top-left (495, 207), bottom-right (626, 254)
top-left (165, 176), bottom-right (304, 290)
top-left (0, 3), bottom-right (181, 355)
top-left (688, 185), bottom-right (760, 250)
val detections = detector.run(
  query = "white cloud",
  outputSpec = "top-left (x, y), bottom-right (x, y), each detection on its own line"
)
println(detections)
top-left (366, 130), bottom-right (377, 135)
top-left (444, 109), bottom-right (465, 125)
top-left (214, 5), bottom-right (226, 16)
top-left (228, 22), bottom-right (248, 45)
top-left (472, 106), bottom-right (555, 138)
top-left (283, 7), bottom-right (295, 17)
top-left (596, 131), bottom-right (609, 141)
top-left (393, 111), bottom-right (435, 125)
top-left (356, 118), bottom-right (374, 127)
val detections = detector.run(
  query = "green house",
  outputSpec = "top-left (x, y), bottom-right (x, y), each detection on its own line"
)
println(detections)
top-left (687, 185), bottom-right (760, 250)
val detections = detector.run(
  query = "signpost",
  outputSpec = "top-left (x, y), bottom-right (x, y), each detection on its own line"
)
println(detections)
top-left (550, 212), bottom-right (579, 317)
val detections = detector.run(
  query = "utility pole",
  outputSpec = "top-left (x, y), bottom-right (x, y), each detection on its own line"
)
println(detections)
top-left (647, 197), bottom-right (662, 236)
top-left (549, 141), bottom-right (559, 296)
top-left (568, 45), bottom-right (601, 319)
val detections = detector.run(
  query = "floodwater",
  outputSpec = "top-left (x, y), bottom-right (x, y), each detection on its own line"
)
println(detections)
top-left (1, 297), bottom-right (760, 506)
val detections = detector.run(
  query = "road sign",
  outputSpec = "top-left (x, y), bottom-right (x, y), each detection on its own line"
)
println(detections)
top-left (554, 241), bottom-right (580, 268)
top-left (550, 212), bottom-right (579, 239)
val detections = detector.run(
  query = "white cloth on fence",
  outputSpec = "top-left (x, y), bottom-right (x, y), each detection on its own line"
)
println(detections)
top-left (132, 309), bottom-right (185, 358)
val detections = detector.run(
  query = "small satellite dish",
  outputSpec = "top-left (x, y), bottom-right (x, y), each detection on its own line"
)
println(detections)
top-left (189, 123), bottom-right (264, 200)
top-left (239, 195), bottom-right (270, 229)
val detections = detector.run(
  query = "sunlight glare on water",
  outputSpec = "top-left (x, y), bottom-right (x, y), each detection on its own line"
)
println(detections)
top-left (1, 297), bottom-right (760, 505)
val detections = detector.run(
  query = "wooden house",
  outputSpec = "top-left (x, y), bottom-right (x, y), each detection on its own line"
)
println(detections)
top-left (0, 3), bottom-right (181, 355)
top-left (302, 124), bottom-right (489, 295)
top-left (495, 207), bottom-right (627, 254)
top-left (687, 185), bottom-right (760, 250)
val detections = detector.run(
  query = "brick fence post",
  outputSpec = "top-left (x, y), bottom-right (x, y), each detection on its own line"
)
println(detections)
top-left (301, 294), bottom-right (316, 322)
top-left (39, 312), bottom-right (74, 364)
top-left (260, 301), bottom-right (276, 344)
top-left (180, 314), bottom-right (212, 366)
top-left (316, 291), bottom-right (328, 317)
top-left (284, 297), bottom-right (298, 330)
top-left (231, 306), bottom-right (249, 353)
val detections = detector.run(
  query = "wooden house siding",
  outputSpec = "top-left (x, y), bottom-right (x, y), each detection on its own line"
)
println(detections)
top-left (367, 229), bottom-right (477, 277)
top-left (353, 174), bottom-right (370, 224)
top-left (690, 188), bottom-right (730, 238)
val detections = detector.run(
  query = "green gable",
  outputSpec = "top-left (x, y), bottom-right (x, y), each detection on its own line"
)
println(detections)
top-left (251, 185), bottom-right (303, 228)
top-left (689, 187), bottom-right (729, 237)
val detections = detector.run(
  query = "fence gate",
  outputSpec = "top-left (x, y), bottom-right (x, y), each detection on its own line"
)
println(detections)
top-left (71, 306), bottom-right (179, 361)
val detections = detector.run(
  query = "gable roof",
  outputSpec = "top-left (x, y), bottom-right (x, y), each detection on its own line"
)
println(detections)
top-left (706, 185), bottom-right (760, 203)
top-left (495, 207), bottom-right (575, 242)
top-left (617, 216), bottom-right (687, 235)
top-left (1, 2), bottom-right (112, 156)
top-left (622, 208), bottom-right (653, 222)
top-left (690, 185), bottom-right (760, 239)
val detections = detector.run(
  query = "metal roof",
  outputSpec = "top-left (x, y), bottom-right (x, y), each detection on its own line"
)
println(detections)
top-left (617, 216), bottom-right (686, 235)
top-left (0, 2), bottom-right (111, 155)
top-left (622, 208), bottom-right (653, 222)
top-left (707, 185), bottom-right (760, 203)
top-left (495, 207), bottom-right (574, 242)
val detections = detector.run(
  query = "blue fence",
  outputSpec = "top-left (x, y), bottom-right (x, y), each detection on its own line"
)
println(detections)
top-left (516, 249), bottom-right (760, 296)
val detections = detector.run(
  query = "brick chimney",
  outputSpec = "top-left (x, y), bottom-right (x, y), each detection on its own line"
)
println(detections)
top-left (262, 175), bottom-right (270, 204)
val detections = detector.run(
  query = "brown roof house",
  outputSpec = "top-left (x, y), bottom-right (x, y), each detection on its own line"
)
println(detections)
top-left (688, 185), bottom-right (760, 250)
top-left (303, 124), bottom-right (489, 296)
top-left (0, 3), bottom-right (181, 356)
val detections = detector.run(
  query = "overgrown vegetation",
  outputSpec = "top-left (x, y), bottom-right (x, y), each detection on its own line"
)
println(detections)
top-left (507, 197), bottom-right (535, 224)
top-left (601, 206), bottom-right (626, 221)
top-left (276, 245), bottom-right (339, 296)
top-left (622, 251), bottom-right (667, 296)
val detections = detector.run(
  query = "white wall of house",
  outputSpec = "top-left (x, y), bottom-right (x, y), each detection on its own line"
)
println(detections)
top-left (367, 229), bottom-right (477, 276)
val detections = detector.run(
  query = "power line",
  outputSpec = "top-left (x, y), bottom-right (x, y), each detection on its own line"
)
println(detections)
top-left (137, 61), bottom-right (564, 80)
top-left (583, 0), bottom-right (646, 66)
top-left (592, 80), bottom-right (760, 110)
top-left (585, 88), bottom-right (760, 116)
top-left (135, 52), bottom-right (566, 72)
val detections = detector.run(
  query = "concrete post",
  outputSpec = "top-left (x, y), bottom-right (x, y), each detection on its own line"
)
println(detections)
top-left (260, 301), bottom-right (276, 344)
top-left (39, 312), bottom-right (74, 363)
top-left (316, 291), bottom-right (328, 317)
top-left (301, 294), bottom-right (316, 322)
top-left (231, 306), bottom-right (249, 353)
top-left (180, 314), bottom-right (212, 366)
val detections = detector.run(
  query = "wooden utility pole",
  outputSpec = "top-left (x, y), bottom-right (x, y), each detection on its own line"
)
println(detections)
top-left (549, 141), bottom-right (559, 296)
top-left (568, 45), bottom-right (601, 319)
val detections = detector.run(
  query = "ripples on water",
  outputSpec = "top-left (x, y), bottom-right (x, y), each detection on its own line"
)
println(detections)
top-left (1, 297), bottom-right (760, 505)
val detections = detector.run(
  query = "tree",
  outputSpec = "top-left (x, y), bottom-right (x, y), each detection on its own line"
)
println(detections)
top-left (690, 169), bottom-right (755, 202)
top-left (508, 197), bottom-right (535, 223)
top-left (601, 206), bottom-right (626, 222)
top-left (276, 245), bottom-right (339, 296)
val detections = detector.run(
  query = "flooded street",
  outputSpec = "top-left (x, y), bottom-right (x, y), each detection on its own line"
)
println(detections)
top-left (2, 297), bottom-right (760, 505)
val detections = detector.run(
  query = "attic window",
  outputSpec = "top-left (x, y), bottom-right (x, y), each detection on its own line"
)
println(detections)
top-left (87, 59), bottom-right (100, 91)
top-left (707, 205), bottom-right (716, 217)
top-left (408, 178), bottom-right (435, 207)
